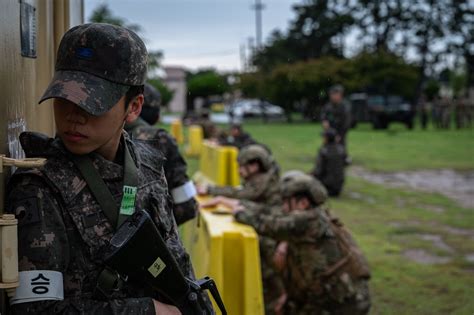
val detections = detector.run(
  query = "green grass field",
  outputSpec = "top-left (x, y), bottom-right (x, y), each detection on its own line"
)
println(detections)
top-left (173, 121), bottom-right (474, 314)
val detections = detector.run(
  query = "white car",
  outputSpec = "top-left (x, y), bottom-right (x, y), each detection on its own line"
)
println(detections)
top-left (227, 99), bottom-right (284, 119)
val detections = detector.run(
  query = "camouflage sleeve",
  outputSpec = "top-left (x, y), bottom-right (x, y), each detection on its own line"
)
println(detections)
top-left (6, 175), bottom-right (155, 315)
top-left (159, 130), bottom-right (189, 190)
top-left (173, 198), bottom-right (198, 225)
top-left (158, 130), bottom-right (198, 225)
top-left (208, 178), bottom-right (267, 201)
top-left (235, 211), bottom-right (314, 241)
top-left (320, 104), bottom-right (330, 122)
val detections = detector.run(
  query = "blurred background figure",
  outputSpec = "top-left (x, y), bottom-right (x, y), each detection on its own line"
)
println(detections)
top-left (311, 128), bottom-right (347, 197)
top-left (219, 123), bottom-right (257, 149)
top-left (321, 84), bottom-right (352, 147)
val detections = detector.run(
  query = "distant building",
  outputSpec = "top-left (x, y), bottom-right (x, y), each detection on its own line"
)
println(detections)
top-left (163, 66), bottom-right (187, 113)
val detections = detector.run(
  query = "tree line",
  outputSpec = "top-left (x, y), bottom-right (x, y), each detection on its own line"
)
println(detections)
top-left (241, 0), bottom-right (472, 120)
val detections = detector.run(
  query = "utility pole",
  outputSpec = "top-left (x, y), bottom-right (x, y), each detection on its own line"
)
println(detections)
top-left (240, 43), bottom-right (247, 72)
top-left (252, 0), bottom-right (265, 50)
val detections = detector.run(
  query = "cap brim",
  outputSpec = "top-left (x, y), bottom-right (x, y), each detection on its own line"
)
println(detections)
top-left (39, 70), bottom-right (130, 116)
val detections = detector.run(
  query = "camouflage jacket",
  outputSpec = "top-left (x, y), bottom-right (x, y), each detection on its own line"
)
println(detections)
top-left (235, 206), bottom-right (370, 305)
top-left (6, 132), bottom-right (206, 314)
top-left (312, 143), bottom-right (346, 193)
top-left (208, 169), bottom-right (281, 206)
top-left (321, 100), bottom-right (352, 135)
top-left (125, 118), bottom-right (198, 225)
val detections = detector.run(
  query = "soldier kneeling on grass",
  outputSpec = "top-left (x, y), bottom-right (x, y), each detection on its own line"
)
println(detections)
top-left (206, 171), bottom-right (371, 315)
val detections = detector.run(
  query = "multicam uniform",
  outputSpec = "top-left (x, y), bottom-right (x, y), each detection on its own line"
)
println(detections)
top-left (235, 205), bottom-right (371, 315)
top-left (207, 169), bottom-right (281, 206)
top-left (6, 132), bottom-right (205, 314)
top-left (125, 118), bottom-right (198, 225)
top-left (208, 144), bottom-right (284, 314)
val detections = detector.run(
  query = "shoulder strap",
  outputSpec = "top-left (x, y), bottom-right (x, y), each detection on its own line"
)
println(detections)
top-left (72, 142), bottom-right (139, 230)
top-left (72, 155), bottom-right (120, 230)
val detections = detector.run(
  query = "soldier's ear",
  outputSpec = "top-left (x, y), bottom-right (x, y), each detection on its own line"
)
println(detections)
top-left (125, 94), bottom-right (144, 123)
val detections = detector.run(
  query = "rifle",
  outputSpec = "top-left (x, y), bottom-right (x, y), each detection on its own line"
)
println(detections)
top-left (104, 210), bottom-right (227, 315)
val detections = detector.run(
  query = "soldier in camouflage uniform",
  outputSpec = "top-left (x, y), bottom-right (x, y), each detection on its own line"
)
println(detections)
top-left (6, 23), bottom-right (209, 314)
top-left (218, 123), bottom-right (257, 149)
top-left (311, 128), bottom-right (347, 196)
top-left (125, 84), bottom-right (198, 225)
top-left (321, 85), bottom-right (352, 146)
top-left (234, 172), bottom-right (371, 315)
top-left (199, 144), bottom-right (284, 314)
top-left (200, 144), bottom-right (281, 205)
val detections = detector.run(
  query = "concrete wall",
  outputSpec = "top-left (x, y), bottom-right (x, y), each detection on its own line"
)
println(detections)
top-left (163, 66), bottom-right (187, 113)
top-left (0, 0), bottom-right (83, 159)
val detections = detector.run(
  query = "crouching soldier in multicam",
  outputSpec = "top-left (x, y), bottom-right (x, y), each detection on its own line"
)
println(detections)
top-left (125, 83), bottom-right (198, 225)
top-left (199, 144), bottom-right (285, 314)
top-left (224, 171), bottom-right (371, 314)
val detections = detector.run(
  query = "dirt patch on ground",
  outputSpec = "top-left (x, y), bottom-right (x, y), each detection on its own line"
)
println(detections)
top-left (349, 167), bottom-right (474, 208)
top-left (416, 234), bottom-right (454, 253)
top-left (403, 249), bottom-right (452, 265)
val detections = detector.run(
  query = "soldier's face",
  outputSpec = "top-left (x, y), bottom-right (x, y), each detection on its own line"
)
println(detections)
top-left (54, 96), bottom-right (141, 159)
top-left (330, 92), bottom-right (343, 104)
top-left (283, 197), bottom-right (309, 212)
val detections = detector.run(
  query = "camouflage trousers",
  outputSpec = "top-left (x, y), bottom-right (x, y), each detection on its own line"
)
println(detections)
top-left (284, 280), bottom-right (371, 315)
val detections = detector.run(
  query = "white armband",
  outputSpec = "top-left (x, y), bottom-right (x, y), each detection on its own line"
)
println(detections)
top-left (171, 181), bottom-right (197, 204)
top-left (10, 271), bottom-right (64, 305)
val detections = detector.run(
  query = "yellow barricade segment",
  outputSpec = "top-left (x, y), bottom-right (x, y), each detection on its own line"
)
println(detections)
top-left (225, 147), bottom-right (240, 187)
top-left (185, 125), bottom-right (203, 157)
top-left (180, 199), bottom-right (264, 315)
top-left (197, 141), bottom-right (240, 187)
top-left (170, 119), bottom-right (184, 144)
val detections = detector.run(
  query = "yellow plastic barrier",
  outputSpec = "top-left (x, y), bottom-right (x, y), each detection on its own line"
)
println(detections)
top-left (195, 141), bottom-right (241, 187)
top-left (226, 147), bottom-right (241, 187)
top-left (170, 119), bottom-right (184, 144)
top-left (180, 198), bottom-right (264, 315)
top-left (185, 125), bottom-right (203, 157)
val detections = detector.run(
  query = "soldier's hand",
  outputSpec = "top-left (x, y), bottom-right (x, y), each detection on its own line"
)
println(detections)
top-left (273, 241), bottom-right (288, 272)
top-left (153, 299), bottom-right (182, 315)
top-left (197, 185), bottom-right (208, 195)
top-left (274, 292), bottom-right (288, 315)
top-left (322, 120), bottom-right (330, 130)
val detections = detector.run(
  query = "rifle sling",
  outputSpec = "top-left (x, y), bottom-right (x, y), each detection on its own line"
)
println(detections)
top-left (72, 141), bottom-right (139, 230)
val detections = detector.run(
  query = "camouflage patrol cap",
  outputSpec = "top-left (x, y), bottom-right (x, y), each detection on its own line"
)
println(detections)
top-left (237, 144), bottom-right (273, 171)
top-left (143, 83), bottom-right (161, 108)
top-left (280, 171), bottom-right (328, 205)
top-left (39, 23), bottom-right (148, 116)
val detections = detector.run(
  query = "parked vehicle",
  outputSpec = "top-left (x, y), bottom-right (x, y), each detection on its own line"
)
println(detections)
top-left (368, 95), bottom-right (414, 129)
top-left (226, 99), bottom-right (284, 119)
top-left (348, 94), bottom-right (414, 129)
top-left (349, 93), bottom-right (371, 127)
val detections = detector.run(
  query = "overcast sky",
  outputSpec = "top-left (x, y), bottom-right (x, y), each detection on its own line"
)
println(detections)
top-left (84, 0), bottom-right (299, 72)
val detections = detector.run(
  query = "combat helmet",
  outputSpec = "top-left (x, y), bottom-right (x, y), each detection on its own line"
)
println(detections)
top-left (237, 144), bottom-right (273, 171)
top-left (280, 171), bottom-right (328, 206)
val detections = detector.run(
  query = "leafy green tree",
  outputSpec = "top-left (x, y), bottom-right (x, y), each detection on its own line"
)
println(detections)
top-left (187, 70), bottom-right (229, 101)
top-left (253, 0), bottom-right (355, 70)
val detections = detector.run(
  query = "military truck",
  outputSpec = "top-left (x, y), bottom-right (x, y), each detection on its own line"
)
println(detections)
top-left (349, 94), bottom-right (414, 129)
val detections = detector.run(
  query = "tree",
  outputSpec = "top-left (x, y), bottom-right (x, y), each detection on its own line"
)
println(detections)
top-left (253, 0), bottom-right (355, 70)
top-left (187, 70), bottom-right (230, 108)
top-left (446, 0), bottom-right (474, 95)
top-left (353, 0), bottom-right (408, 53)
